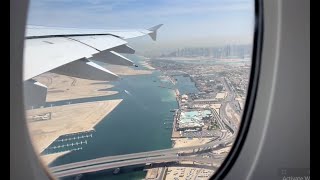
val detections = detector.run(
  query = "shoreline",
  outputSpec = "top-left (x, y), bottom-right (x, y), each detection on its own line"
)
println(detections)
top-left (34, 73), bottom-right (118, 102)
top-left (27, 99), bottom-right (123, 165)
top-left (30, 59), bottom-right (155, 168)
top-left (145, 73), bottom-right (216, 179)
top-left (140, 60), bottom-right (156, 70)
top-left (103, 64), bottom-right (153, 75)
top-left (145, 75), bottom-right (181, 179)
top-left (135, 55), bottom-right (156, 70)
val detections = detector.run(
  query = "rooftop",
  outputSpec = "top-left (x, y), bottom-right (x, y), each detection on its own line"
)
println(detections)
top-left (178, 110), bottom-right (212, 129)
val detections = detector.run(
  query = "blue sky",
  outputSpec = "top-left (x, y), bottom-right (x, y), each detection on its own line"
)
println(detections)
top-left (27, 0), bottom-right (254, 55)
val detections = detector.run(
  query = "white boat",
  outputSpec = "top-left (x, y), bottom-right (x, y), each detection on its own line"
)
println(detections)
top-left (113, 168), bottom-right (120, 174)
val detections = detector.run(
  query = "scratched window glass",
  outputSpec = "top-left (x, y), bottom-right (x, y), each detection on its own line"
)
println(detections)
top-left (23, 0), bottom-right (254, 179)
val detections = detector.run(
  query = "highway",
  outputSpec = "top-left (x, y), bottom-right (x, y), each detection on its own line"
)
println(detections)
top-left (219, 77), bottom-right (238, 133)
top-left (53, 155), bottom-right (221, 178)
top-left (211, 106), bottom-right (226, 130)
top-left (220, 102), bottom-right (237, 133)
top-left (50, 137), bottom-right (234, 177)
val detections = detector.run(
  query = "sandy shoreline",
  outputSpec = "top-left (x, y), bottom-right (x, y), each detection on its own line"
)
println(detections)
top-left (28, 62), bottom-right (154, 166)
top-left (34, 73), bottom-right (118, 102)
top-left (27, 99), bottom-right (123, 165)
top-left (34, 62), bottom-right (154, 102)
top-left (140, 61), bottom-right (156, 70)
top-left (102, 64), bottom-right (152, 75)
top-left (146, 85), bottom-right (214, 179)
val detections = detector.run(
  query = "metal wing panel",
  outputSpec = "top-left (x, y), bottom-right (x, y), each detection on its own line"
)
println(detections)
top-left (69, 35), bottom-right (127, 51)
top-left (26, 25), bottom-right (111, 37)
top-left (91, 50), bottom-right (134, 66)
top-left (23, 35), bottom-right (130, 80)
top-left (23, 80), bottom-right (47, 109)
top-left (23, 37), bottom-right (99, 80)
top-left (26, 26), bottom-right (152, 39)
top-left (51, 58), bottom-right (119, 81)
top-left (24, 24), bottom-right (163, 80)
top-left (105, 30), bottom-right (150, 39)
top-left (109, 45), bottom-right (135, 54)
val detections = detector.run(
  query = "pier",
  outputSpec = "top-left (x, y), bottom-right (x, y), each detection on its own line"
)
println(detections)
top-left (41, 131), bottom-right (94, 155)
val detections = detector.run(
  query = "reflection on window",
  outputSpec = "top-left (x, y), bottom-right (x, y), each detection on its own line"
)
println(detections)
top-left (24, 0), bottom-right (254, 179)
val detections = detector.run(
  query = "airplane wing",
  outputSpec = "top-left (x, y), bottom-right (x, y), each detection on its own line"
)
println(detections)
top-left (24, 24), bottom-right (163, 81)
top-left (23, 24), bottom-right (163, 108)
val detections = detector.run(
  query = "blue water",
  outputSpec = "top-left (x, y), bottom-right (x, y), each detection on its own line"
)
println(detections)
top-left (50, 56), bottom-right (179, 179)
top-left (174, 75), bottom-right (199, 94)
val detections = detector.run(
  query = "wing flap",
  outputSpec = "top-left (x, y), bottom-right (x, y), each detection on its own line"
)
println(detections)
top-left (23, 80), bottom-right (47, 109)
top-left (91, 50), bottom-right (134, 66)
top-left (50, 58), bottom-right (119, 81)
top-left (109, 45), bottom-right (135, 54)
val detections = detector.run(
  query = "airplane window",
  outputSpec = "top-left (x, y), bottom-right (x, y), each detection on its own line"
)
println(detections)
top-left (23, 0), bottom-right (255, 179)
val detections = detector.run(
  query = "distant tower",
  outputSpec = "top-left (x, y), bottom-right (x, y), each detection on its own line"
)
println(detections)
top-left (226, 45), bottom-right (231, 58)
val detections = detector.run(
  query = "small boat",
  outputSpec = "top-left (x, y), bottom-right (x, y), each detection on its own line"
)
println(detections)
top-left (113, 168), bottom-right (120, 174)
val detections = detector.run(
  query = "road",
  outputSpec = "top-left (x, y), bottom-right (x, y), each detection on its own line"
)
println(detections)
top-left (53, 155), bottom-right (221, 178)
top-left (219, 77), bottom-right (238, 133)
top-left (50, 137), bottom-right (234, 177)
top-left (211, 106), bottom-right (226, 130)
top-left (156, 167), bottom-right (167, 180)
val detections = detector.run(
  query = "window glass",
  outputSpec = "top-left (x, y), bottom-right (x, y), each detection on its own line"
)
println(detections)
top-left (24, 0), bottom-right (254, 179)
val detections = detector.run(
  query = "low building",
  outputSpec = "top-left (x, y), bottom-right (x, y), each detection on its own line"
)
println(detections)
top-left (181, 94), bottom-right (188, 100)
top-left (176, 109), bottom-right (212, 131)
top-left (215, 92), bottom-right (227, 99)
top-left (193, 98), bottom-right (217, 104)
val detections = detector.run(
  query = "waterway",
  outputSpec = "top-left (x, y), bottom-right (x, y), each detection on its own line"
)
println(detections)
top-left (49, 55), bottom-right (181, 179)
top-left (173, 75), bottom-right (199, 94)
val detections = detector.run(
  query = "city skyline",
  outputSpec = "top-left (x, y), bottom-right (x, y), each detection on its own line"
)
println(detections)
top-left (27, 0), bottom-right (254, 55)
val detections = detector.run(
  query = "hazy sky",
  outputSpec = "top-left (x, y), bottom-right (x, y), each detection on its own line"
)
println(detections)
top-left (27, 0), bottom-right (254, 55)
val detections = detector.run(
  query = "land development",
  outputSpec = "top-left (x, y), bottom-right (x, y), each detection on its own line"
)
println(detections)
top-left (26, 54), bottom-right (250, 179)
top-left (144, 56), bottom-right (250, 179)
top-left (26, 62), bottom-right (153, 165)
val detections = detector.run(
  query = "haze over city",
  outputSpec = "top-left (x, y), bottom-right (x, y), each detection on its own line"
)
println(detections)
top-left (27, 0), bottom-right (254, 55)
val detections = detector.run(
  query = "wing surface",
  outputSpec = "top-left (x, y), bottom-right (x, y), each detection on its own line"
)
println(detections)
top-left (23, 24), bottom-right (163, 108)
top-left (24, 24), bottom-right (163, 80)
